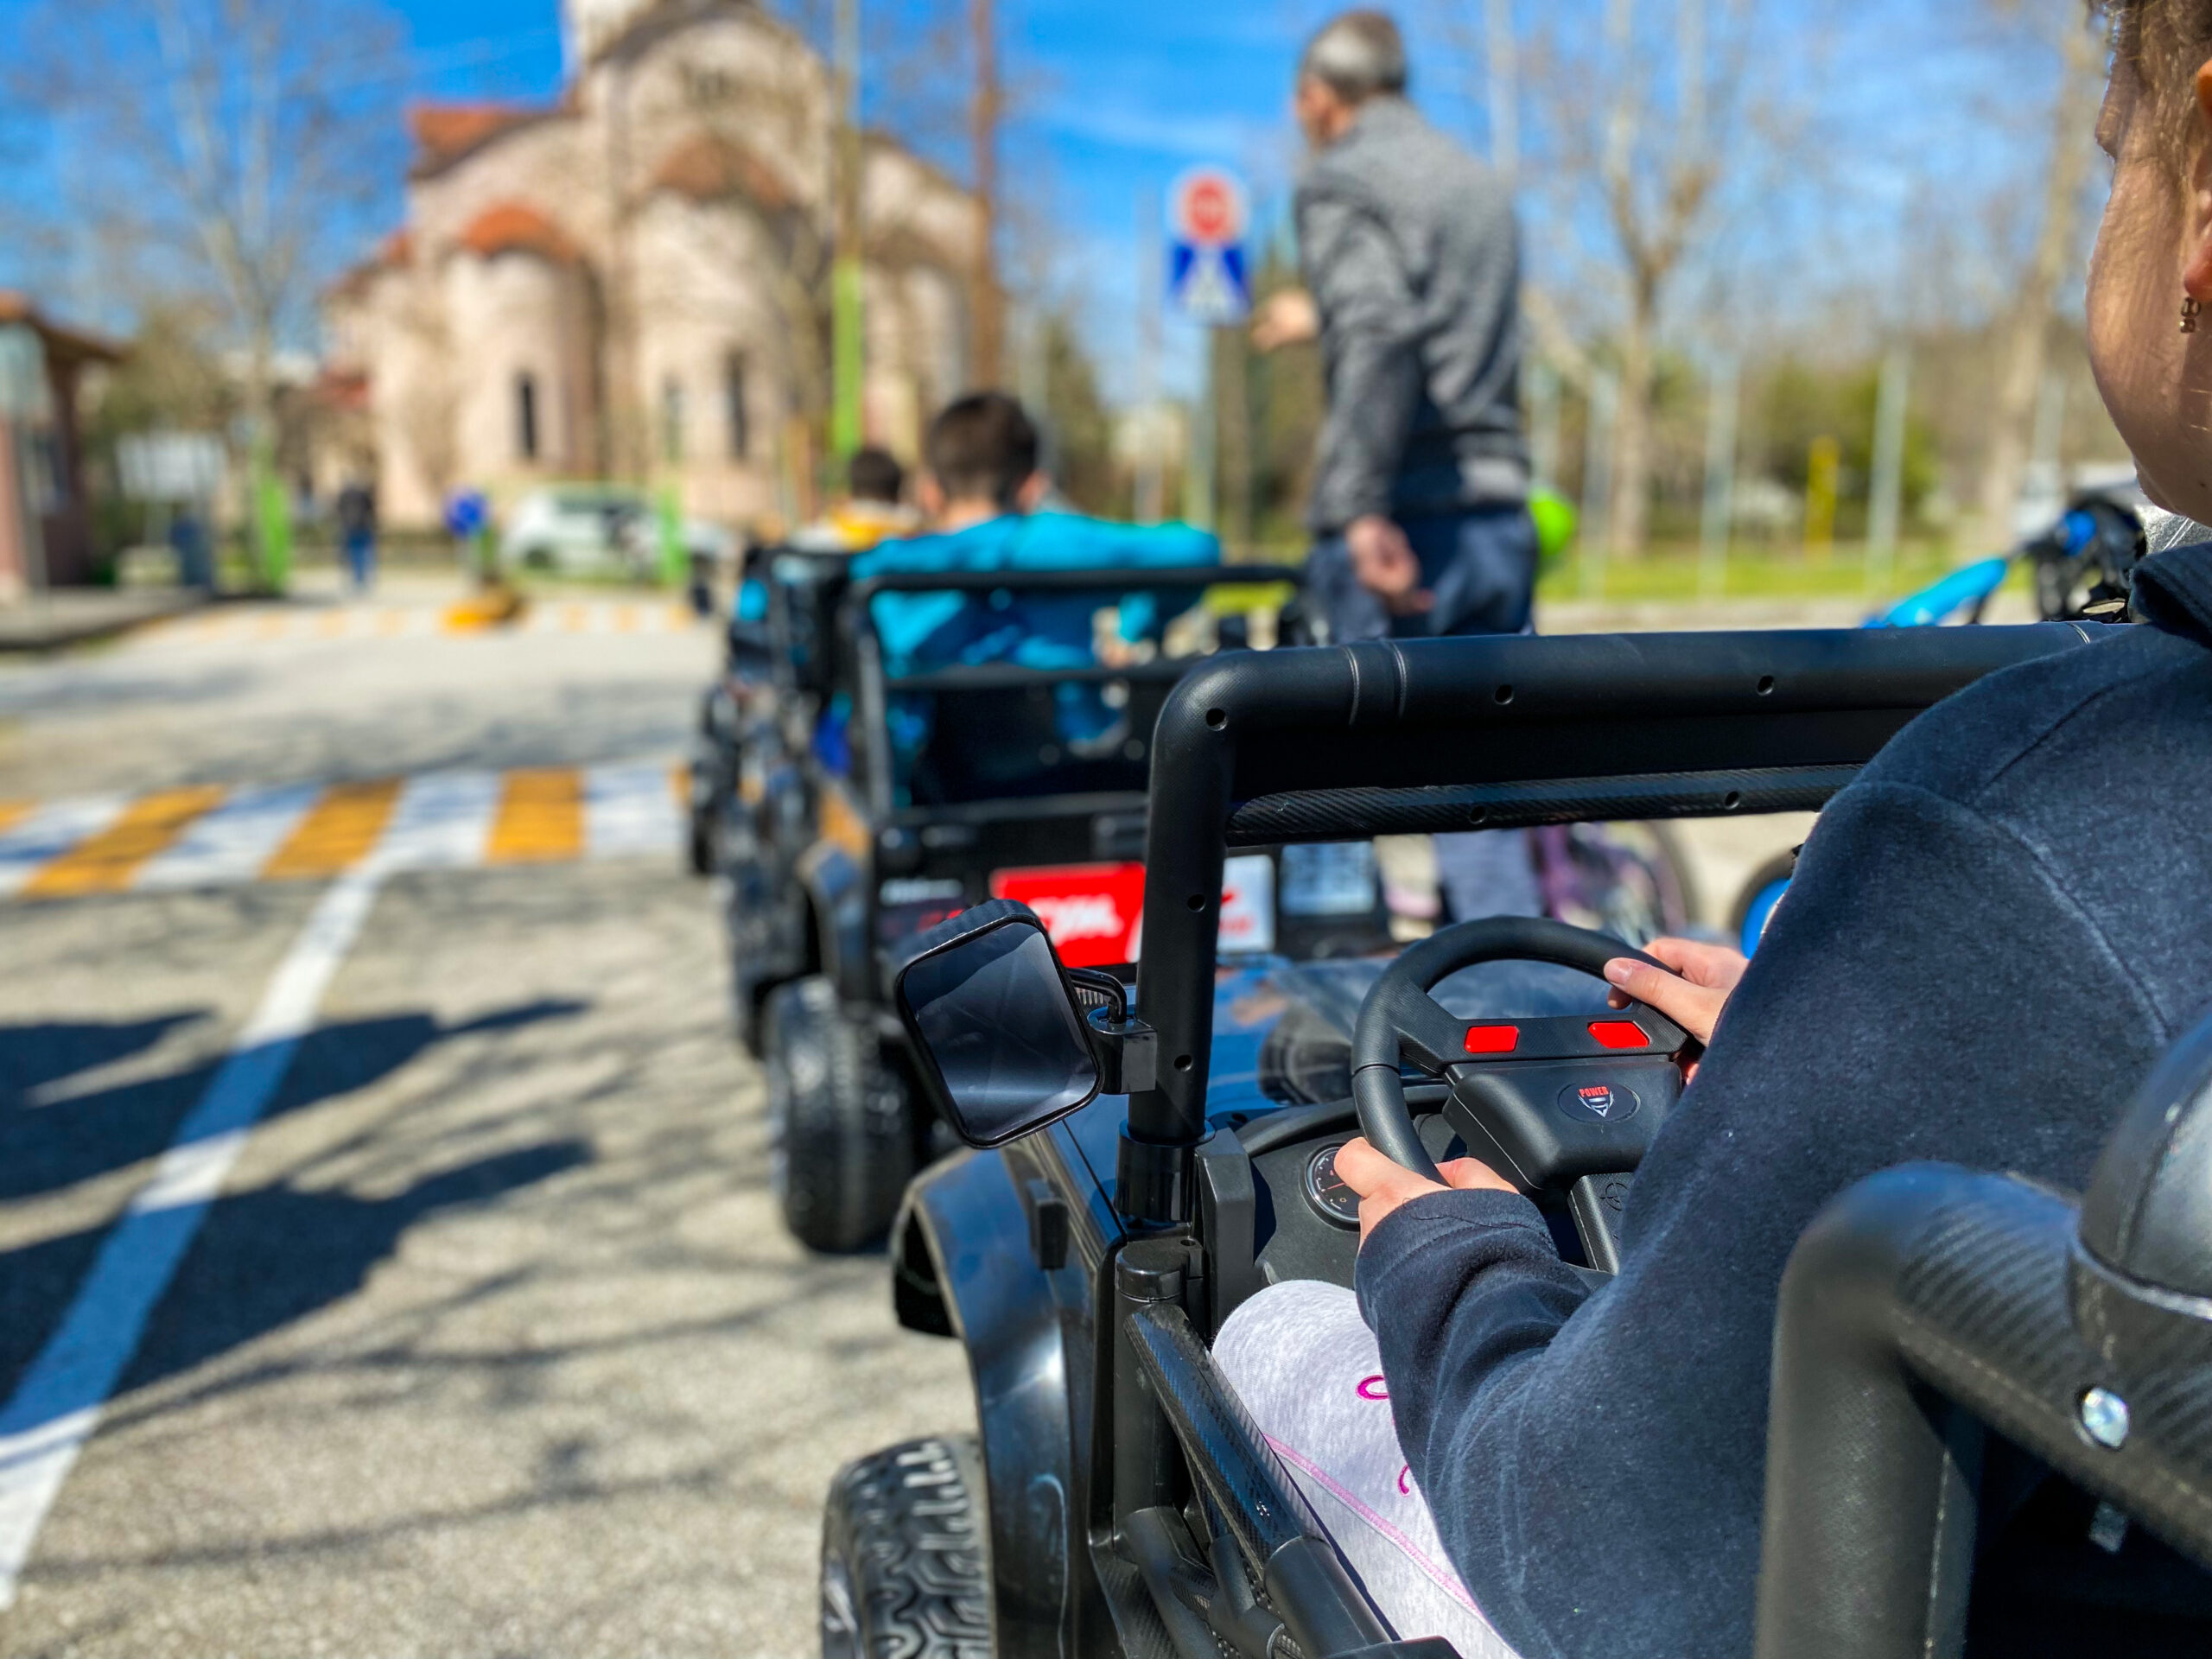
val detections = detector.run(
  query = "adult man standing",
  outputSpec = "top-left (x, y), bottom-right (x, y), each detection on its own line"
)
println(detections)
top-left (1257, 10), bottom-right (1535, 645)
top-left (1255, 10), bottom-right (1540, 919)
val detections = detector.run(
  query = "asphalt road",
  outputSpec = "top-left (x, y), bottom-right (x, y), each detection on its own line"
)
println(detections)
top-left (0, 575), bottom-right (973, 1657)
top-left (0, 572), bottom-right (1809, 1658)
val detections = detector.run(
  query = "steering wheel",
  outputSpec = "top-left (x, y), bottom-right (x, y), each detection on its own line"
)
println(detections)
top-left (1351, 917), bottom-right (1694, 1273)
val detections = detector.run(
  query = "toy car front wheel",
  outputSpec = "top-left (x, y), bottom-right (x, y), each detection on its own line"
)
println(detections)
top-left (821, 1436), bottom-right (990, 1659)
top-left (765, 976), bottom-right (915, 1251)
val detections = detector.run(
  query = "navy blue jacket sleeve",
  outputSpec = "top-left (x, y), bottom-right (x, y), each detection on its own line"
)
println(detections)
top-left (1351, 773), bottom-right (2163, 1659)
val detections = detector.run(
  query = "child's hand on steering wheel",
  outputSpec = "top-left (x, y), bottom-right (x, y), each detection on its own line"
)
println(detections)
top-left (1602, 937), bottom-right (1747, 1049)
top-left (1334, 1136), bottom-right (1516, 1246)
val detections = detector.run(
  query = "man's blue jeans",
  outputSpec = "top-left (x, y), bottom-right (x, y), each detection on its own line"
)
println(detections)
top-left (343, 531), bottom-right (377, 593)
top-left (1306, 503), bottom-right (1538, 645)
top-left (1308, 504), bottom-right (1543, 922)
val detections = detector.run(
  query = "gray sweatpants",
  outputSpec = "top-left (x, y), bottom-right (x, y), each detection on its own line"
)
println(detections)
top-left (1213, 1281), bottom-right (1522, 1659)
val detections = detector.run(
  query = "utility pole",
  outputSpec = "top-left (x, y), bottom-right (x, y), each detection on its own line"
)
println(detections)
top-left (1484, 0), bottom-right (1519, 187)
top-left (1135, 191), bottom-right (1163, 524)
top-left (830, 0), bottom-right (864, 460)
top-left (1217, 325), bottom-right (1252, 553)
top-left (1580, 369), bottom-right (1618, 599)
top-left (1186, 352), bottom-right (1215, 531)
top-left (1527, 360), bottom-right (1560, 491)
top-left (1866, 347), bottom-right (1911, 595)
top-left (1698, 355), bottom-right (1738, 601)
top-left (969, 0), bottom-right (1003, 388)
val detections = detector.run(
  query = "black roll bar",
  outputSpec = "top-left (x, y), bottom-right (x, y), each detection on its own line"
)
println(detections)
top-left (1124, 624), bottom-right (2104, 1224)
top-left (1755, 1010), bottom-right (2212, 1658)
top-left (838, 564), bottom-right (1303, 821)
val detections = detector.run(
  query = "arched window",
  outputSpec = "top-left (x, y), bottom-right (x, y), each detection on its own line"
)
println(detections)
top-left (515, 372), bottom-right (539, 461)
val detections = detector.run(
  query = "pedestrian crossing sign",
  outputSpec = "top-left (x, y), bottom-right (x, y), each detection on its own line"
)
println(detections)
top-left (1169, 242), bottom-right (1250, 324)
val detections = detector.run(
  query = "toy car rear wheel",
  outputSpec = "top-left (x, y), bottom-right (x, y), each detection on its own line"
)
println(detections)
top-left (765, 976), bottom-right (915, 1251)
top-left (821, 1435), bottom-right (990, 1659)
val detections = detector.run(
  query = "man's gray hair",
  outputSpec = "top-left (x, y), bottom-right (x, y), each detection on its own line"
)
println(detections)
top-left (1300, 10), bottom-right (1408, 102)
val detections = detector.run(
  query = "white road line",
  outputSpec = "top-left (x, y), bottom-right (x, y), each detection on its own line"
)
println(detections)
top-left (372, 769), bottom-right (501, 871)
top-left (585, 762), bottom-right (683, 859)
top-left (132, 784), bottom-right (321, 892)
top-left (0, 798), bottom-right (130, 898)
top-left (0, 864), bottom-right (386, 1608)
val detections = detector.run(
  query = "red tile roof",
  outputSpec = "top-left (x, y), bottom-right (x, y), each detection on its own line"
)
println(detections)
top-left (456, 202), bottom-right (582, 264)
top-left (408, 103), bottom-right (548, 173)
top-left (0, 292), bottom-right (124, 363)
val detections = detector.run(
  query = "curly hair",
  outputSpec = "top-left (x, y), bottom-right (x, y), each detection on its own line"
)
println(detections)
top-left (2107, 1), bottom-right (2212, 149)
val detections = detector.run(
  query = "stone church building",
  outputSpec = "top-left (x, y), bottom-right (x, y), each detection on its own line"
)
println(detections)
top-left (325, 0), bottom-right (976, 531)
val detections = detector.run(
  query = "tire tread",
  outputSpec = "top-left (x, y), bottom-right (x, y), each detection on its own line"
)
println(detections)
top-left (822, 1435), bottom-right (991, 1659)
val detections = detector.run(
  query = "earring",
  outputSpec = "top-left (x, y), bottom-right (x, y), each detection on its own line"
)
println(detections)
top-left (2183, 296), bottom-right (2203, 334)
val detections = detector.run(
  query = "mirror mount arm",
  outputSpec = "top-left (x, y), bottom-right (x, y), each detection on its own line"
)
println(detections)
top-left (1089, 1007), bottom-right (1158, 1096)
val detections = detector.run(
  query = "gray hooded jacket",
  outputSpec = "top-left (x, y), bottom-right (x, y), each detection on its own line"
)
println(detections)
top-left (1297, 97), bottom-right (1529, 535)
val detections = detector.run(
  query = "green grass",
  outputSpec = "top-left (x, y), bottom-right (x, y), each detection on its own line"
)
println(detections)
top-left (1536, 540), bottom-right (2016, 608)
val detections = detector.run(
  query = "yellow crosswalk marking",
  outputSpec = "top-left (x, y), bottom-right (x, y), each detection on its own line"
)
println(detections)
top-left (486, 768), bottom-right (584, 864)
top-left (263, 779), bottom-right (404, 879)
top-left (22, 786), bottom-right (227, 898)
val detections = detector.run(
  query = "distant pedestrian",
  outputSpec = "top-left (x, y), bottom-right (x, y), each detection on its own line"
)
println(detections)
top-left (1257, 10), bottom-right (1540, 920)
top-left (335, 479), bottom-right (378, 595)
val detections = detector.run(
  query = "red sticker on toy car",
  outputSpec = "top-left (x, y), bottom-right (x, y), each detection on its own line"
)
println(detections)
top-left (990, 862), bottom-right (1147, 968)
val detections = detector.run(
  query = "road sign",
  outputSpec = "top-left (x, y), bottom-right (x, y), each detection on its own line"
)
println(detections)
top-left (1167, 167), bottom-right (1250, 325)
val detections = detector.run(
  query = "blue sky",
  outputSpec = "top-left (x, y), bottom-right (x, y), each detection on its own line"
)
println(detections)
top-left (1, 0), bottom-right (2090, 404)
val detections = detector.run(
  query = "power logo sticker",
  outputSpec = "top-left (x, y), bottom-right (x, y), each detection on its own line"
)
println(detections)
top-left (1555, 1081), bottom-right (1641, 1123)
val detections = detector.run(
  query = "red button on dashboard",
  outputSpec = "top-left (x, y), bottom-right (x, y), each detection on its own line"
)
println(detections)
top-left (1588, 1020), bottom-right (1650, 1050)
top-left (1465, 1024), bottom-right (1520, 1055)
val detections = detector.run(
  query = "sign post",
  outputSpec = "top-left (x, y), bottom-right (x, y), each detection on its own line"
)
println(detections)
top-left (1166, 168), bottom-right (1250, 536)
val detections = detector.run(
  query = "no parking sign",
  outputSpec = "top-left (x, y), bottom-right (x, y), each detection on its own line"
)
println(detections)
top-left (1167, 167), bottom-right (1250, 325)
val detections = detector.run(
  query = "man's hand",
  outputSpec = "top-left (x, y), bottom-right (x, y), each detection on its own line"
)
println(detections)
top-left (1347, 516), bottom-right (1433, 616)
top-left (1334, 1135), bottom-right (1516, 1247)
top-left (1251, 289), bottom-right (1319, 353)
top-left (1602, 937), bottom-right (1749, 1048)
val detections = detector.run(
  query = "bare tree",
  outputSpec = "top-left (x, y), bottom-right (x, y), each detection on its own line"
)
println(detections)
top-left (1515, 0), bottom-right (1777, 555)
top-left (1971, 4), bottom-right (2105, 550)
top-left (15, 0), bottom-right (404, 551)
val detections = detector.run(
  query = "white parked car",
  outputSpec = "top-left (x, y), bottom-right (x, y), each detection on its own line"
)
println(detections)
top-left (498, 486), bottom-right (734, 579)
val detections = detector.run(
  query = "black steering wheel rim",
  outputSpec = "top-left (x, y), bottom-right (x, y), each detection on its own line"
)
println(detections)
top-left (1351, 917), bottom-right (1666, 1181)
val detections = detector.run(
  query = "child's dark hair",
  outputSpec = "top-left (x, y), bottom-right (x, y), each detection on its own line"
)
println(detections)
top-left (2107, 2), bottom-right (2212, 154)
top-left (924, 391), bottom-right (1040, 509)
top-left (848, 446), bottom-right (905, 505)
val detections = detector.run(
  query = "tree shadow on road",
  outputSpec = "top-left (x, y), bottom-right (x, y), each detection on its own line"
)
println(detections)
top-left (0, 1013), bottom-right (202, 1098)
top-left (122, 1138), bottom-right (594, 1395)
top-left (0, 1000), bottom-right (590, 1398)
top-left (0, 1000), bottom-right (589, 1205)
top-left (0, 1141), bottom-right (593, 1423)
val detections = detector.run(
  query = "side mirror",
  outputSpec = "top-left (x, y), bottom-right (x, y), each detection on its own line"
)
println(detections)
top-left (893, 899), bottom-right (1103, 1148)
